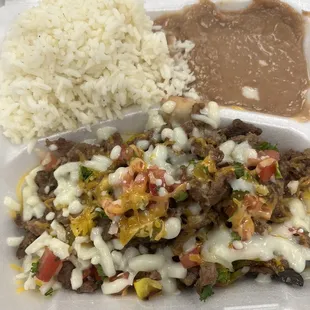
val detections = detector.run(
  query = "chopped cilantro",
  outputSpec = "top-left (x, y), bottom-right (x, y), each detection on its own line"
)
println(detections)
top-left (30, 261), bottom-right (39, 277)
top-left (257, 142), bottom-right (278, 152)
top-left (174, 191), bottom-right (189, 202)
top-left (243, 170), bottom-right (255, 182)
top-left (203, 166), bottom-right (209, 174)
top-left (232, 190), bottom-right (248, 201)
top-left (275, 162), bottom-right (283, 179)
top-left (199, 285), bottom-right (214, 302)
top-left (96, 265), bottom-right (105, 278)
top-left (44, 288), bottom-right (54, 297)
top-left (96, 208), bottom-right (108, 218)
top-left (233, 163), bottom-right (245, 179)
top-left (231, 231), bottom-right (241, 241)
top-left (188, 159), bottom-right (196, 166)
top-left (80, 166), bottom-right (93, 182)
top-left (217, 267), bottom-right (231, 284)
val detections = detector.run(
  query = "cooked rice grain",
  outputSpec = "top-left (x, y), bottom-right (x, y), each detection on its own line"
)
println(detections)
top-left (0, 0), bottom-right (196, 143)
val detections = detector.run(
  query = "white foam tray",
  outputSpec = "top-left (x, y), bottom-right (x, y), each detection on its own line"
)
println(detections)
top-left (0, 1), bottom-right (310, 309)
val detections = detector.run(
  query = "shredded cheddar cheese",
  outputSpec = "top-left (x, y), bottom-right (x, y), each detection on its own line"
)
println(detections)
top-left (16, 169), bottom-right (33, 204)
top-left (10, 264), bottom-right (23, 272)
top-left (16, 287), bottom-right (25, 294)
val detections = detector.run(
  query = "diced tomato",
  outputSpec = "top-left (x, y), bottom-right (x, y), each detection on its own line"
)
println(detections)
top-left (243, 194), bottom-right (272, 220)
top-left (256, 158), bottom-right (276, 182)
top-left (119, 146), bottom-right (134, 163)
top-left (148, 167), bottom-right (166, 180)
top-left (148, 167), bottom-right (166, 195)
top-left (36, 248), bottom-right (63, 282)
top-left (92, 266), bottom-right (103, 282)
top-left (83, 266), bottom-right (103, 282)
top-left (259, 150), bottom-right (280, 161)
top-left (179, 247), bottom-right (201, 269)
top-left (42, 152), bottom-right (59, 172)
top-left (82, 268), bottom-right (92, 279)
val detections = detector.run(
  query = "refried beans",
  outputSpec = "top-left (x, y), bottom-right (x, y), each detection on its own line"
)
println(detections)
top-left (155, 0), bottom-right (309, 117)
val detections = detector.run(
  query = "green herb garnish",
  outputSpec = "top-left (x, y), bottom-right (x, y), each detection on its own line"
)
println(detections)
top-left (188, 159), bottom-right (196, 166)
top-left (30, 261), bottom-right (39, 277)
top-left (216, 267), bottom-right (231, 284)
top-left (199, 285), bottom-right (214, 302)
top-left (231, 231), bottom-right (241, 241)
top-left (275, 162), bottom-right (283, 179)
top-left (203, 166), bottom-right (209, 174)
top-left (233, 163), bottom-right (245, 179)
top-left (257, 142), bottom-right (278, 152)
top-left (44, 288), bottom-right (54, 297)
top-left (96, 208), bottom-right (108, 218)
top-left (174, 191), bottom-right (189, 202)
top-left (80, 166), bottom-right (93, 182)
top-left (96, 265), bottom-right (105, 278)
top-left (231, 190), bottom-right (248, 201)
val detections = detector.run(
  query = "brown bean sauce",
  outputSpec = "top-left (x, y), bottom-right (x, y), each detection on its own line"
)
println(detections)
top-left (155, 0), bottom-right (309, 117)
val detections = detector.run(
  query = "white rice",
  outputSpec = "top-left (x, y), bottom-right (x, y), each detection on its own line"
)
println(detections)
top-left (0, 0), bottom-right (196, 144)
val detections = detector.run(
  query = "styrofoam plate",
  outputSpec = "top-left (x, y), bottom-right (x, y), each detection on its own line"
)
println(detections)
top-left (0, 1), bottom-right (310, 309)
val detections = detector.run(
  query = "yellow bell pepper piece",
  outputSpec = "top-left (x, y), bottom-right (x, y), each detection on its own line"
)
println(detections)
top-left (134, 278), bottom-right (162, 300)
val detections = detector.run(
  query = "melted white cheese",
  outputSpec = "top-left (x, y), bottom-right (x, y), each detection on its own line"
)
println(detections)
top-left (22, 166), bottom-right (46, 221)
top-left (157, 247), bottom-right (187, 295)
top-left (172, 127), bottom-right (189, 152)
top-left (97, 127), bottom-right (117, 141)
top-left (7, 236), bottom-right (24, 247)
top-left (285, 199), bottom-right (310, 232)
top-left (166, 262), bottom-right (187, 279)
top-left (74, 243), bottom-right (99, 261)
top-left (136, 140), bottom-right (150, 150)
top-left (146, 110), bottom-right (166, 130)
top-left (110, 145), bottom-right (122, 160)
top-left (144, 144), bottom-right (173, 175)
top-left (108, 167), bottom-right (129, 186)
top-left (161, 128), bottom-right (174, 141)
top-left (164, 217), bottom-right (181, 239)
top-left (25, 231), bottom-right (69, 260)
top-left (53, 162), bottom-right (80, 207)
top-left (231, 141), bottom-right (257, 164)
top-left (24, 274), bottom-right (36, 290)
top-left (188, 202), bottom-right (201, 215)
top-left (112, 239), bottom-right (124, 250)
top-left (49, 238), bottom-right (70, 259)
top-left (164, 173), bottom-right (175, 186)
top-left (287, 181), bottom-right (299, 195)
top-left (91, 227), bottom-right (116, 277)
top-left (229, 178), bottom-right (255, 194)
top-left (84, 155), bottom-right (112, 172)
top-left (102, 275), bottom-right (134, 295)
top-left (4, 196), bottom-right (21, 212)
top-left (191, 101), bottom-right (220, 129)
top-left (25, 232), bottom-right (52, 255)
top-left (158, 187), bottom-right (168, 197)
top-left (68, 200), bottom-right (84, 215)
top-left (202, 225), bottom-right (310, 273)
top-left (45, 212), bottom-right (55, 221)
top-left (219, 140), bottom-right (236, 164)
top-left (71, 268), bottom-right (83, 290)
top-left (128, 254), bottom-right (165, 272)
top-left (39, 279), bottom-right (56, 295)
top-left (183, 236), bottom-right (197, 253)
top-left (51, 220), bottom-right (67, 242)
